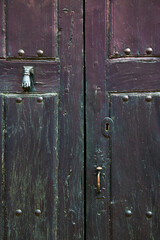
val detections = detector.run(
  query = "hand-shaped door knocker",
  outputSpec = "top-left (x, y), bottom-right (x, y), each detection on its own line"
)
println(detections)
top-left (22, 66), bottom-right (34, 91)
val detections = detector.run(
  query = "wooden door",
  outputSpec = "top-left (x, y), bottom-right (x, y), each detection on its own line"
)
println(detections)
top-left (0, 1), bottom-right (83, 239)
top-left (86, 0), bottom-right (160, 239)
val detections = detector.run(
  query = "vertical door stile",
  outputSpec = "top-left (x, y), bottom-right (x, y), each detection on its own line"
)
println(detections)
top-left (85, 0), bottom-right (111, 239)
top-left (58, 0), bottom-right (84, 239)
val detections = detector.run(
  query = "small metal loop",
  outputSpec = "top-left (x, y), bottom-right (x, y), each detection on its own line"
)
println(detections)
top-left (101, 117), bottom-right (114, 137)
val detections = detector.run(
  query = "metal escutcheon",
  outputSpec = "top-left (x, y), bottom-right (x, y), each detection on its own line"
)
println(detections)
top-left (101, 117), bottom-right (114, 137)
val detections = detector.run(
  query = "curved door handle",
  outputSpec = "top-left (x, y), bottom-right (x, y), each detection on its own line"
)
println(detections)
top-left (96, 167), bottom-right (102, 193)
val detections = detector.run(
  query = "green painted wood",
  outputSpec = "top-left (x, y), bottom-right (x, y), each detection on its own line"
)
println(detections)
top-left (4, 94), bottom-right (58, 239)
top-left (111, 92), bottom-right (160, 239)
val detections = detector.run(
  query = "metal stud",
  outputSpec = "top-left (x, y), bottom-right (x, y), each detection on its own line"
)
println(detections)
top-left (16, 209), bottom-right (22, 216)
top-left (124, 48), bottom-right (131, 55)
top-left (18, 49), bottom-right (25, 56)
top-left (37, 50), bottom-right (44, 57)
top-left (122, 95), bottom-right (129, 102)
top-left (146, 47), bottom-right (153, 55)
top-left (37, 97), bottom-right (43, 103)
top-left (16, 97), bottom-right (23, 103)
top-left (125, 209), bottom-right (132, 217)
top-left (114, 51), bottom-right (119, 57)
top-left (64, 88), bottom-right (69, 93)
top-left (35, 209), bottom-right (41, 216)
top-left (146, 211), bottom-right (153, 218)
top-left (145, 96), bottom-right (152, 102)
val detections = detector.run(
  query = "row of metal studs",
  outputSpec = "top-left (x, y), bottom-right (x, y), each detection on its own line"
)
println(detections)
top-left (125, 209), bottom-right (153, 218)
top-left (16, 97), bottom-right (43, 103)
top-left (16, 209), bottom-right (41, 216)
top-left (122, 95), bottom-right (152, 102)
top-left (114, 47), bottom-right (153, 56)
top-left (18, 49), bottom-right (44, 57)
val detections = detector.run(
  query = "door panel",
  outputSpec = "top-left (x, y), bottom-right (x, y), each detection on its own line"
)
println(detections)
top-left (110, 92), bottom-right (160, 239)
top-left (6, 0), bottom-right (57, 58)
top-left (4, 94), bottom-right (58, 239)
top-left (107, 58), bottom-right (160, 92)
top-left (0, 60), bottom-right (60, 93)
top-left (110, 0), bottom-right (160, 56)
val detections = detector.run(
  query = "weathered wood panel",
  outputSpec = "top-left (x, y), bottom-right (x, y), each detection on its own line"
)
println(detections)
top-left (110, 0), bottom-right (160, 56)
top-left (0, 60), bottom-right (60, 93)
top-left (0, 1), bottom-right (5, 57)
top-left (107, 58), bottom-right (160, 92)
top-left (110, 92), bottom-right (160, 239)
top-left (6, 0), bottom-right (57, 58)
top-left (86, 0), bottom-right (110, 239)
top-left (58, 0), bottom-right (84, 239)
top-left (0, 97), bottom-right (3, 239)
top-left (4, 94), bottom-right (58, 239)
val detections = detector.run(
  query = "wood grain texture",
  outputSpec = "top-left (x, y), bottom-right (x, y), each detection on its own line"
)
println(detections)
top-left (86, 0), bottom-right (110, 239)
top-left (0, 97), bottom-right (3, 239)
top-left (107, 58), bottom-right (160, 92)
top-left (110, 0), bottom-right (160, 56)
top-left (6, 0), bottom-right (57, 58)
top-left (58, 0), bottom-right (84, 239)
top-left (0, 0), bottom-right (6, 57)
top-left (110, 92), bottom-right (160, 239)
top-left (0, 60), bottom-right (60, 93)
top-left (4, 94), bottom-right (58, 239)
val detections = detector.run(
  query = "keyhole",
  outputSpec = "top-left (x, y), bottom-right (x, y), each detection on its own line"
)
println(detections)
top-left (106, 123), bottom-right (109, 131)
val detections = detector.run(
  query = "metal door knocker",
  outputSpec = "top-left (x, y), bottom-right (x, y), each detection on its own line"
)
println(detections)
top-left (22, 66), bottom-right (34, 92)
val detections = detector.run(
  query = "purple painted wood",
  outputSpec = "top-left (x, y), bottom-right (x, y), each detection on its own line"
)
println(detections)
top-left (58, 0), bottom-right (84, 239)
top-left (4, 94), bottom-right (58, 239)
top-left (6, 0), bottom-right (57, 57)
top-left (110, 0), bottom-right (160, 56)
top-left (86, 0), bottom-right (110, 239)
top-left (110, 93), bottom-right (160, 239)
top-left (0, 1), bottom-right (6, 57)
top-left (0, 60), bottom-right (59, 93)
top-left (107, 58), bottom-right (160, 92)
top-left (0, 97), bottom-right (3, 239)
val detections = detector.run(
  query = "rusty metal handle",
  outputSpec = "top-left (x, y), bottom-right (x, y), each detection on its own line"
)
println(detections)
top-left (96, 167), bottom-right (102, 193)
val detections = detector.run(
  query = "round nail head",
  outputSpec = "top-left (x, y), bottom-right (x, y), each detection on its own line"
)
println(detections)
top-left (37, 97), bottom-right (43, 103)
top-left (96, 166), bottom-right (102, 171)
top-left (114, 51), bottom-right (119, 57)
top-left (18, 49), bottom-right (25, 56)
top-left (146, 47), bottom-right (153, 55)
top-left (64, 88), bottom-right (69, 93)
top-left (16, 97), bottom-right (22, 103)
top-left (146, 96), bottom-right (152, 102)
top-left (125, 209), bottom-right (132, 217)
top-left (122, 95), bottom-right (129, 102)
top-left (37, 50), bottom-right (43, 57)
top-left (16, 209), bottom-right (22, 216)
top-left (124, 48), bottom-right (131, 55)
top-left (35, 209), bottom-right (41, 216)
top-left (146, 211), bottom-right (153, 218)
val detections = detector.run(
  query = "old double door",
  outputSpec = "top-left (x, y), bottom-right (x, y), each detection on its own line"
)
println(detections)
top-left (0, 0), bottom-right (160, 239)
